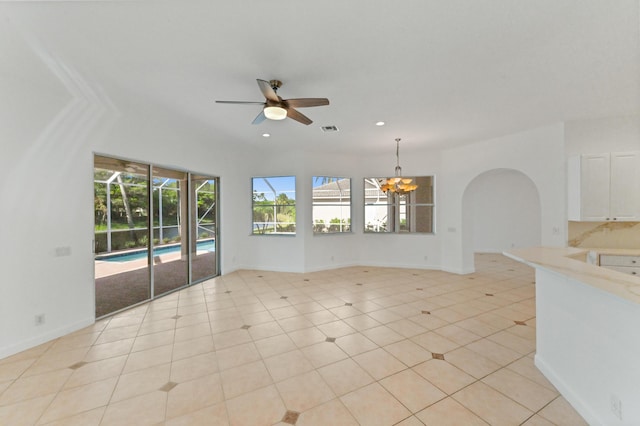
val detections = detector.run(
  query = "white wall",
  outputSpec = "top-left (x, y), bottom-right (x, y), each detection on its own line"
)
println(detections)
top-left (0, 26), bottom-right (252, 357)
top-left (233, 148), bottom-right (307, 273)
top-left (441, 123), bottom-right (566, 274)
top-left (301, 151), bottom-right (364, 272)
top-left (466, 169), bottom-right (541, 253)
top-left (565, 115), bottom-right (640, 156)
top-left (350, 146), bottom-right (443, 270)
top-left (237, 146), bottom-right (444, 273)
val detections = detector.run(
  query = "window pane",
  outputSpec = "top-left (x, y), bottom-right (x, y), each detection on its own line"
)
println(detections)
top-left (413, 205), bottom-right (434, 233)
top-left (152, 167), bottom-right (188, 297)
top-left (313, 206), bottom-right (351, 232)
top-left (312, 177), bottom-right (351, 234)
top-left (93, 156), bottom-right (150, 318)
top-left (191, 176), bottom-right (217, 282)
top-left (364, 178), bottom-right (392, 233)
top-left (414, 176), bottom-right (434, 204)
top-left (364, 204), bottom-right (391, 232)
top-left (252, 176), bottom-right (296, 235)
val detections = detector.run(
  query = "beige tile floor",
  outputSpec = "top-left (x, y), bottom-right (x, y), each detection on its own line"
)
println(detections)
top-left (0, 254), bottom-right (589, 425)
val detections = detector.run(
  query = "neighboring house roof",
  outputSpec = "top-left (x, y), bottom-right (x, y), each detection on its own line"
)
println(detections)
top-left (312, 178), bottom-right (389, 202)
top-left (312, 178), bottom-right (351, 199)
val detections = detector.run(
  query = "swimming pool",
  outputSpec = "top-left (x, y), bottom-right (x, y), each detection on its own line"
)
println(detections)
top-left (97, 240), bottom-right (215, 262)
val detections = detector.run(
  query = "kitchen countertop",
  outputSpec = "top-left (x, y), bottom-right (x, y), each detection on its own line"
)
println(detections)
top-left (587, 247), bottom-right (640, 256)
top-left (504, 247), bottom-right (640, 304)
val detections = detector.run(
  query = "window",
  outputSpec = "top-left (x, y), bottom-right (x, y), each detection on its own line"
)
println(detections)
top-left (252, 176), bottom-right (296, 234)
top-left (312, 177), bottom-right (351, 233)
top-left (364, 176), bottom-right (434, 233)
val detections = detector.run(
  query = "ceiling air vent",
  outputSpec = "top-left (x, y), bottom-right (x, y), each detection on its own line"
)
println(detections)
top-left (321, 125), bottom-right (339, 133)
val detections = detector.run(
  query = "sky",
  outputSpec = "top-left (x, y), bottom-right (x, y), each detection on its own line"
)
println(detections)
top-left (252, 176), bottom-right (296, 201)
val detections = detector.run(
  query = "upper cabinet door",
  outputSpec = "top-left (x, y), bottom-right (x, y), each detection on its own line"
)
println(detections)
top-left (570, 151), bottom-right (640, 222)
top-left (580, 153), bottom-right (610, 221)
top-left (609, 151), bottom-right (640, 221)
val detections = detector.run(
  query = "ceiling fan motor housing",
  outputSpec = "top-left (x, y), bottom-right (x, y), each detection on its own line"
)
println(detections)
top-left (269, 80), bottom-right (283, 91)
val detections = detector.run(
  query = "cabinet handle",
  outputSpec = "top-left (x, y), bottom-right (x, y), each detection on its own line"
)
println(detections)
top-left (633, 260), bottom-right (637, 264)
top-left (632, 272), bottom-right (637, 275)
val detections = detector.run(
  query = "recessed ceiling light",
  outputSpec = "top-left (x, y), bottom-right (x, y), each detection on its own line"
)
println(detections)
top-left (376, 121), bottom-right (385, 126)
top-left (262, 133), bottom-right (270, 138)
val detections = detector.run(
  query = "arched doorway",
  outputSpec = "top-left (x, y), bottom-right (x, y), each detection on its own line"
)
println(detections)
top-left (461, 169), bottom-right (541, 270)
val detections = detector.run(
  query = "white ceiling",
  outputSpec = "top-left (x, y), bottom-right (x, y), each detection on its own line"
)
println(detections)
top-left (3, 0), bottom-right (639, 154)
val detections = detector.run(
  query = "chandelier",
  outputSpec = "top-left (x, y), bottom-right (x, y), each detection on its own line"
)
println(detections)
top-left (380, 138), bottom-right (418, 194)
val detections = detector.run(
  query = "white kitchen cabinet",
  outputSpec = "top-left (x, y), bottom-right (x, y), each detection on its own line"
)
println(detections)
top-left (568, 151), bottom-right (640, 221)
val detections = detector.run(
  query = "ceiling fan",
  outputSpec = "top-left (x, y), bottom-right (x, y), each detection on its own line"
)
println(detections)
top-left (216, 79), bottom-right (329, 125)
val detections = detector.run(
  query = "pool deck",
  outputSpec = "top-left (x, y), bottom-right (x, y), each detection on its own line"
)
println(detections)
top-left (95, 250), bottom-right (213, 279)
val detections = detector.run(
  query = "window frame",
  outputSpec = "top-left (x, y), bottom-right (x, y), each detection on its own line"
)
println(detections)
top-left (312, 176), bottom-right (352, 234)
top-left (363, 176), bottom-right (435, 234)
top-left (251, 175), bottom-right (297, 235)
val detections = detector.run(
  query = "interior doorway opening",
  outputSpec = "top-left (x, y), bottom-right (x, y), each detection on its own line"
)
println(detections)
top-left (461, 168), bottom-right (541, 271)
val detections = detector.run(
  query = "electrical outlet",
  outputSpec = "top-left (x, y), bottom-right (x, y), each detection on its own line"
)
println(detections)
top-left (610, 394), bottom-right (622, 420)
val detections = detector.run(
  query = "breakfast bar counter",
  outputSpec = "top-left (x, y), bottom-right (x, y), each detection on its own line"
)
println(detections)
top-left (505, 247), bottom-right (640, 303)
top-left (504, 247), bottom-right (640, 425)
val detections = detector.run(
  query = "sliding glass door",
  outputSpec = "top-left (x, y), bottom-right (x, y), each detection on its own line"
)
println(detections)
top-left (94, 155), bottom-right (219, 318)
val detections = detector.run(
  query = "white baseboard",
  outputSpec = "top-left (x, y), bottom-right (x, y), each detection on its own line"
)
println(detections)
top-left (1, 317), bottom-right (95, 360)
top-left (535, 354), bottom-right (600, 426)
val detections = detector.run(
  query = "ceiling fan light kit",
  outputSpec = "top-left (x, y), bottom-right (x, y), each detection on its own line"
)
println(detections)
top-left (216, 79), bottom-right (329, 125)
top-left (263, 106), bottom-right (287, 120)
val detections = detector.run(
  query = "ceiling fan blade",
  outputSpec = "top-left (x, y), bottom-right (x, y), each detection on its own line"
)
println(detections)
top-left (284, 98), bottom-right (329, 108)
top-left (286, 107), bottom-right (312, 125)
top-left (215, 100), bottom-right (266, 105)
top-left (257, 79), bottom-right (280, 102)
top-left (252, 110), bottom-right (267, 125)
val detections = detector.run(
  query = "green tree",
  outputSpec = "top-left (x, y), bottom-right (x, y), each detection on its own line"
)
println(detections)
top-left (252, 192), bottom-right (274, 234)
top-left (275, 193), bottom-right (295, 232)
